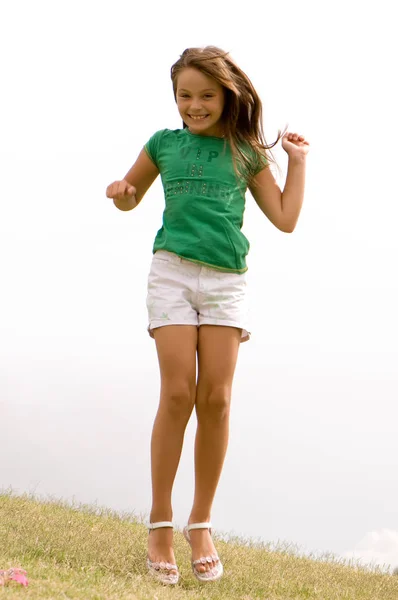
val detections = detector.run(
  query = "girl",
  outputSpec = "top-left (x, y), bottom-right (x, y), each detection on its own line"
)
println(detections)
top-left (106, 46), bottom-right (309, 585)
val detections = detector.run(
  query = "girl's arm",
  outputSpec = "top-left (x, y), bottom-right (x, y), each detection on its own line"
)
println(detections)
top-left (106, 149), bottom-right (159, 211)
top-left (248, 132), bottom-right (309, 233)
top-left (123, 149), bottom-right (159, 203)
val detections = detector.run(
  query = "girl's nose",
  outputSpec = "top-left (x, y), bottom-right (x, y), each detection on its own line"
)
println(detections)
top-left (189, 99), bottom-right (202, 110)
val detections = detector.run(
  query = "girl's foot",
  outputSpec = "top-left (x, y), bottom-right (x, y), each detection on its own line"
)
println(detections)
top-left (147, 522), bottom-right (178, 585)
top-left (184, 522), bottom-right (223, 581)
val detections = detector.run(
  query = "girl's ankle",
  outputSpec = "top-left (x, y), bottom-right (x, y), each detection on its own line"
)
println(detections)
top-left (150, 511), bottom-right (173, 524)
top-left (188, 514), bottom-right (211, 524)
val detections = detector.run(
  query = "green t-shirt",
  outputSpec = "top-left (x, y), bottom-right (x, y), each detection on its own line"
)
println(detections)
top-left (144, 128), bottom-right (266, 273)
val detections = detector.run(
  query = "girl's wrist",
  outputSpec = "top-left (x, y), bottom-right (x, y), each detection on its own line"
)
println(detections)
top-left (287, 153), bottom-right (307, 165)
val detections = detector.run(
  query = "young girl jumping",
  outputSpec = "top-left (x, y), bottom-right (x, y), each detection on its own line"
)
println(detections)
top-left (106, 46), bottom-right (309, 585)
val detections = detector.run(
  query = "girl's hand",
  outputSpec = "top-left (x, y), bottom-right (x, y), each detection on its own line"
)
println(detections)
top-left (106, 180), bottom-right (138, 211)
top-left (281, 132), bottom-right (310, 159)
top-left (106, 180), bottom-right (136, 202)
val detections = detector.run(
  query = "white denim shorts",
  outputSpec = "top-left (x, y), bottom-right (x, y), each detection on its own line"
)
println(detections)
top-left (146, 251), bottom-right (250, 342)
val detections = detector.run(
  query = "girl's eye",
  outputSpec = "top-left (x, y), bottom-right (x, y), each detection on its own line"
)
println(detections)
top-left (204, 94), bottom-right (214, 98)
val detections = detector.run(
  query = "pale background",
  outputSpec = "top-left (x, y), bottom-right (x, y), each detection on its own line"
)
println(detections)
top-left (1, 0), bottom-right (397, 573)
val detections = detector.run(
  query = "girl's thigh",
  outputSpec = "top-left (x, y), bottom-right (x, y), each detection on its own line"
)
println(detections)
top-left (197, 325), bottom-right (241, 389)
top-left (153, 325), bottom-right (198, 395)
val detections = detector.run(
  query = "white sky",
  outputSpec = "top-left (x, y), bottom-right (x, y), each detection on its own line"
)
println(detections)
top-left (1, 0), bottom-right (398, 573)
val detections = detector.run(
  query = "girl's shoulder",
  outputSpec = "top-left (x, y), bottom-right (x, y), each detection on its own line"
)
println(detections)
top-left (146, 128), bottom-right (187, 143)
top-left (145, 128), bottom-right (187, 151)
top-left (145, 129), bottom-right (189, 166)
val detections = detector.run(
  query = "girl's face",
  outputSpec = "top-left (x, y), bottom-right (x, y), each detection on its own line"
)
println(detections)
top-left (176, 68), bottom-right (225, 137)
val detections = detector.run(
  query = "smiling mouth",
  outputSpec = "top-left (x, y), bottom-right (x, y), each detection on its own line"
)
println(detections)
top-left (189, 115), bottom-right (209, 120)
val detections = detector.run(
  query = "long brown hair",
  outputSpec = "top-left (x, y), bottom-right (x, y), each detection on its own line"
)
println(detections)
top-left (171, 46), bottom-right (284, 179)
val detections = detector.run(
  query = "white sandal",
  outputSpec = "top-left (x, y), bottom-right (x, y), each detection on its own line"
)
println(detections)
top-left (183, 522), bottom-right (224, 582)
top-left (147, 521), bottom-right (179, 585)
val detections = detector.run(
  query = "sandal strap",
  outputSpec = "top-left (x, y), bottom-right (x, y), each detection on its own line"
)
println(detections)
top-left (192, 554), bottom-right (219, 566)
top-left (147, 521), bottom-right (174, 530)
top-left (186, 522), bottom-right (212, 531)
top-left (147, 558), bottom-right (178, 570)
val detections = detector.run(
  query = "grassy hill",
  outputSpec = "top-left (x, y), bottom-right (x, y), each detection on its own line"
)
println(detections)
top-left (1, 491), bottom-right (397, 599)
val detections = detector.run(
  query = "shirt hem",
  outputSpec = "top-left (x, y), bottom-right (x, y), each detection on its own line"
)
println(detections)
top-left (153, 249), bottom-right (248, 274)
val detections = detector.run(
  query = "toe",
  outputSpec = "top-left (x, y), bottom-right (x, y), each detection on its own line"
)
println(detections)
top-left (195, 558), bottom-right (207, 573)
top-left (198, 564), bottom-right (206, 573)
top-left (206, 558), bottom-right (214, 572)
top-left (210, 559), bottom-right (217, 572)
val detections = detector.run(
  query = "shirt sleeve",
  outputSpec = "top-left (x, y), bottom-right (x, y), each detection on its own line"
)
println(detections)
top-left (144, 129), bottom-right (167, 168)
top-left (252, 151), bottom-right (269, 175)
top-left (239, 143), bottom-right (269, 179)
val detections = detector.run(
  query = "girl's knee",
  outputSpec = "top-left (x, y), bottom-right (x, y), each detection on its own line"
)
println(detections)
top-left (196, 385), bottom-right (231, 421)
top-left (161, 382), bottom-right (196, 419)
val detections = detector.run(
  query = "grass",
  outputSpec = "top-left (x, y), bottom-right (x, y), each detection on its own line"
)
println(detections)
top-left (1, 490), bottom-right (397, 599)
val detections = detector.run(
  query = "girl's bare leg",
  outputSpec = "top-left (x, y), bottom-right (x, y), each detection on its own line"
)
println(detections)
top-left (148, 325), bottom-right (198, 573)
top-left (188, 325), bottom-right (241, 573)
